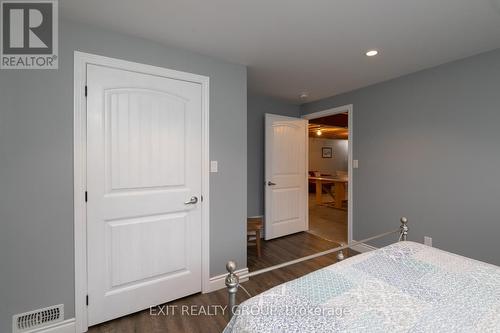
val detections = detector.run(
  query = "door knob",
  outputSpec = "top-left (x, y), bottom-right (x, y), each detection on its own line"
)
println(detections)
top-left (184, 196), bottom-right (198, 205)
top-left (267, 181), bottom-right (277, 186)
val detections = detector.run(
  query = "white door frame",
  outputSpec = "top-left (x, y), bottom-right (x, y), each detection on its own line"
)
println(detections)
top-left (73, 51), bottom-right (210, 332)
top-left (302, 104), bottom-right (353, 244)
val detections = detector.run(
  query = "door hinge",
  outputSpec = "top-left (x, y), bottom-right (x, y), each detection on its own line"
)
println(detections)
top-left (86, 295), bottom-right (89, 306)
top-left (85, 191), bottom-right (88, 202)
top-left (201, 195), bottom-right (203, 202)
top-left (85, 85), bottom-right (88, 97)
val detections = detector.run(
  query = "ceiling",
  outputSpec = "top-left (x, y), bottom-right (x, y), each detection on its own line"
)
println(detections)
top-left (60, 0), bottom-right (500, 103)
top-left (309, 124), bottom-right (348, 140)
top-left (310, 113), bottom-right (348, 128)
top-left (309, 114), bottom-right (348, 140)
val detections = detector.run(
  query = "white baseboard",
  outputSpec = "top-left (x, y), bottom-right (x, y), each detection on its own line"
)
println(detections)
top-left (206, 267), bottom-right (249, 293)
top-left (22, 319), bottom-right (76, 333)
top-left (350, 242), bottom-right (377, 253)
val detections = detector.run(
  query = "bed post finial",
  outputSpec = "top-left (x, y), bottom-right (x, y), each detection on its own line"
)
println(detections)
top-left (400, 217), bottom-right (408, 241)
top-left (225, 260), bottom-right (239, 320)
top-left (337, 243), bottom-right (345, 261)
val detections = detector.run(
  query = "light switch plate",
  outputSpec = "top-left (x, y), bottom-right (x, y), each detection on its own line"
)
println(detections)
top-left (210, 160), bottom-right (218, 173)
top-left (424, 236), bottom-right (432, 247)
top-left (353, 160), bottom-right (359, 169)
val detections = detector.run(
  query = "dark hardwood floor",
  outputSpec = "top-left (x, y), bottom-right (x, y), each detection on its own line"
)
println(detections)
top-left (89, 232), bottom-right (352, 333)
top-left (247, 231), bottom-right (341, 271)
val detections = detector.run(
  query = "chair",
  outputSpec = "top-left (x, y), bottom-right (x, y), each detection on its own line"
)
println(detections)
top-left (247, 217), bottom-right (263, 258)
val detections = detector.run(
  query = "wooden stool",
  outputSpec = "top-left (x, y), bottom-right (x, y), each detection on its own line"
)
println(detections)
top-left (247, 217), bottom-right (263, 258)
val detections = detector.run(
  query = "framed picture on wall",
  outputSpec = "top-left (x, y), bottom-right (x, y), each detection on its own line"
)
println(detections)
top-left (322, 147), bottom-right (333, 158)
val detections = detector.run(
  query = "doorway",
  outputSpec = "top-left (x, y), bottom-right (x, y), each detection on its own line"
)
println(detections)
top-left (303, 105), bottom-right (353, 246)
top-left (248, 105), bottom-right (352, 272)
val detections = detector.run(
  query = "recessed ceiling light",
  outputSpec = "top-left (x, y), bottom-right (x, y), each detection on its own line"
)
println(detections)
top-left (366, 50), bottom-right (379, 57)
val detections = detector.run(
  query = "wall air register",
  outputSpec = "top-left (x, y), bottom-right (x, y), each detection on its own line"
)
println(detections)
top-left (12, 304), bottom-right (64, 332)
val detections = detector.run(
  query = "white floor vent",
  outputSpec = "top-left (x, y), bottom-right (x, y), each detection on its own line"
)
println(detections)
top-left (13, 304), bottom-right (64, 333)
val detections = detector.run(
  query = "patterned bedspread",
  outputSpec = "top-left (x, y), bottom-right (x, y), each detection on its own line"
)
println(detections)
top-left (224, 241), bottom-right (500, 332)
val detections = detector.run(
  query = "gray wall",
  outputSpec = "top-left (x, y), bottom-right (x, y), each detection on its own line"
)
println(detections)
top-left (247, 94), bottom-right (301, 217)
top-left (309, 138), bottom-right (348, 174)
top-left (302, 48), bottom-right (500, 266)
top-left (0, 19), bottom-right (247, 331)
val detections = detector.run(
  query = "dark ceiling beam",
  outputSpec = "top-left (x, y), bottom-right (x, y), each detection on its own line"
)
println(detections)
top-left (308, 113), bottom-right (348, 128)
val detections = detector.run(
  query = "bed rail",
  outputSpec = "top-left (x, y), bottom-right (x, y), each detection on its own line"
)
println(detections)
top-left (225, 217), bottom-right (409, 320)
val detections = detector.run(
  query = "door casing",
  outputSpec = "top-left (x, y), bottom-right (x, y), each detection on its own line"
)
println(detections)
top-left (73, 51), bottom-right (210, 332)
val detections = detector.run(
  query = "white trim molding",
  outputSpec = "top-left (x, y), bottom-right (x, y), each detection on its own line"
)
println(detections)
top-left (207, 268), bottom-right (249, 293)
top-left (22, 319), bottom-right (76, 333)
top-left (302, 104), bottom-right (354, 244)
top-left (73, 51), bottom-right (210, 332)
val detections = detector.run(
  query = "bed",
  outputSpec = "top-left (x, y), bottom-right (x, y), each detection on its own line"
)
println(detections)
top-left (223, 220), bottom-right (500, 332)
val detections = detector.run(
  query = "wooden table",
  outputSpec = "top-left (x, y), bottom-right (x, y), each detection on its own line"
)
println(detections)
top-left (309, 176), bottom-right (348, 209)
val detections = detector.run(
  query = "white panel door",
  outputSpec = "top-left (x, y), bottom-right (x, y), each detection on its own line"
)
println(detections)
top-left (86, 64), bottom-right (203, 325)
top-left (265, 114), bottom-right (308, 240)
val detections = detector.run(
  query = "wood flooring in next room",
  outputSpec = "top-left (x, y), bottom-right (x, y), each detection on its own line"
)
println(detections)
top-left (307, 193), bottom-right (348, 245)
top-left (88, 232), bottom-right (353, 333)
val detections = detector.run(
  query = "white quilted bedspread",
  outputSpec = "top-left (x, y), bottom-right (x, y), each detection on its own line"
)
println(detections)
top-left (224, 241), bottom-right (500, 332)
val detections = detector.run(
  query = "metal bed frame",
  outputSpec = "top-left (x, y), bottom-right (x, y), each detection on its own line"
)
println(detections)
top-left (224, 217), bottom-right (409, 320)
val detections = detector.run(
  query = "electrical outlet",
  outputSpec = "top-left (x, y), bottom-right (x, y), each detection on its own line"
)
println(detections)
top-left (424, 236), bottom-right (432, 247)
top-left (210, 161), bottom-right (218, 173)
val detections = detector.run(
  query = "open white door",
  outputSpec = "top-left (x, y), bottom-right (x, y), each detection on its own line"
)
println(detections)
top-left (265, 114), bottom-right (308, 240)
top-left (86, 64), bottom-right (203, 325)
